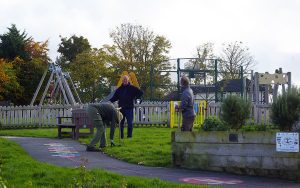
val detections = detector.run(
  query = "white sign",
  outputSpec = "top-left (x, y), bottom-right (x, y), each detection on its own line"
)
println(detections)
top-left (276, 132), bottom-right (299, 152)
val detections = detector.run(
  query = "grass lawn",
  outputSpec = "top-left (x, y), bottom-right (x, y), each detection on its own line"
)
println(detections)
top-left (0, 127), bottom-right (175, 167)
top-left (81, 127), bottom-right (174, 167)
top-left (0, 138), bottom-right (210, 188)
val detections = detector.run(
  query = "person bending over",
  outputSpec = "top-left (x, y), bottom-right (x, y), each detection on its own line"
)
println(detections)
top-left (86, 102), bottom-right (122, 152)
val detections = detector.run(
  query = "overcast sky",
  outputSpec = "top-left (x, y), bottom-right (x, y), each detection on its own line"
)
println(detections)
top-left (1, 0), bottom-right (300, 85)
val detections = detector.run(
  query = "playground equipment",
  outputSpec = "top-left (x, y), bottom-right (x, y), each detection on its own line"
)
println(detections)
top-left (174, 59), bottom-right (292, 105)
top-left (153, 58), bottom-right (246, 102)
top-left (150, 58), bottom-right (218, 101)
top-left (249, 68), bottom-right (291, 104)
top-left (151, 58), bottom-right (293, 105)
top-left (30, 63), bottom-right (82, 106)
top-left (117, 71), bottom-right (140, 88)
top-left (169, 100), bottom-right (207, 129)
top-left (177, 58), bottom-right (221, 102)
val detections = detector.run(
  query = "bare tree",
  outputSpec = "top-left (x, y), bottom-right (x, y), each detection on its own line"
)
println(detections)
top-left (185, 43), bottom-right (215, 84)
top-left (219, 41), bottom-right (255, 79)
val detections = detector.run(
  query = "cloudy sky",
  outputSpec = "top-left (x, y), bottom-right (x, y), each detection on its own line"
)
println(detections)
top-left (1, 0), bottom-right (300, 85)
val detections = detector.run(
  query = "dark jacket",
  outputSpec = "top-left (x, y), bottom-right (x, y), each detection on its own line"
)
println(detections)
top-left (89, 103), bottom-right (120, 127)
top-left (110, 83), bottom-right (143, 109)
top-left (180, 86), bottom-right (196, 118)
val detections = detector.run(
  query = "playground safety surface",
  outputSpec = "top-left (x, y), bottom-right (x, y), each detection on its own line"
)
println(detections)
top-left (4, 136), bottom-right (300, 188)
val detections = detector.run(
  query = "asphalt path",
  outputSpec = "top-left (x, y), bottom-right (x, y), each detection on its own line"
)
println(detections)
top-left (3, 136), bottom-right (300, 188)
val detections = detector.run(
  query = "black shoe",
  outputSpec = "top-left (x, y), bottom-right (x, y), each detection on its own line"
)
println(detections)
top-left (111, 141), bottom-right (116, 147)
top-left (86, 146), bottom-right (101, 152)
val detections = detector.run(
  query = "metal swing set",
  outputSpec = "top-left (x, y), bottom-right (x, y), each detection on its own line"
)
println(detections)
top-left (30, 63), bottom-right (82, 106)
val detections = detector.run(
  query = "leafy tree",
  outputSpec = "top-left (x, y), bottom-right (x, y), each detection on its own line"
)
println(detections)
top-left (221, 95), bottom-right (251, 130)
top-left (0, 57), bottom-right (25, 104)
top-left (0, 24), bottom-right (49, 105)
top-left (271, 87), bottom-right (300, 131)
top-left (57, 35), bottom-right (91, 70)
top-left (0, 59), bottom-right (19, 100)
top-left (7, 57), bottom-right (47, 105)
top-left (25, 39), bottom-right (49, 64)
top-left (101, 45), bottom-right (123, 86)
top-left (12, 40), bottom-right (49, 105)
top-left (0, 24), bottom-right (31, 61)
top-left (108, 23), bottom-right (172, 99)
top-left (219, 41), bottom-right (254, 79)
top-left (69, 48), bottom-right (112, 102)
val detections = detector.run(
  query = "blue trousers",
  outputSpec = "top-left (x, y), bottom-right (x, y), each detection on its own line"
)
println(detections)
top-left (120, 108), bottom-right (134, 138)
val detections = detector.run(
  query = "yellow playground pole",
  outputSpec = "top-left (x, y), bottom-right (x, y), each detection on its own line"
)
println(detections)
top-left (170, 100), bottom-right (207, 129)
top-left (129, 72), bottom-right (140, 88)
top-left (169, 101), bottom-right (174, 128)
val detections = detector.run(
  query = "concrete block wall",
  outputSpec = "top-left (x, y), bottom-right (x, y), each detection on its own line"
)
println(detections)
top-left (171, 131), bottom-right (300, 180)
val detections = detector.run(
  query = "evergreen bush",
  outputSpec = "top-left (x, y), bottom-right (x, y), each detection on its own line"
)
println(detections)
top-left (220, 95), bottom-right (250, 130)
top-left (271, 87), bottom-right (300, 131)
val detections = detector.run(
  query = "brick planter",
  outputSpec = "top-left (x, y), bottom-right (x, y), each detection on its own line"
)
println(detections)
top-left (171, 131), bottom-right (300, 180)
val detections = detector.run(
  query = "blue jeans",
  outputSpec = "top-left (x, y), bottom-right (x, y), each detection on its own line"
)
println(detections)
top-left (120, 108), bottom-right (134, 138)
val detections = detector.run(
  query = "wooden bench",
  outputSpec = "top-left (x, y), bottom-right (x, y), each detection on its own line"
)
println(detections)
top-left (57, 109), bottom-right (94, 139)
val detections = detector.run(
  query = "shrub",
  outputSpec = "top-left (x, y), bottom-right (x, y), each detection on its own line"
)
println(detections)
top-left (220, 95), bottom-right (250, 130)
top-left (271, 87), bottom-right (300, 131)
top-left (241, 125), bottom-right (276, 132)
top-left (202, 116), bottom-right (229, 131)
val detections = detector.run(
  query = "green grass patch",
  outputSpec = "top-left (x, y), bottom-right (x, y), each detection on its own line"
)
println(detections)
top-left (0, 127), bottom-right (58, 138)
top-left (104, 127), bottom-right (172, 167)
top-left (0, 138), bottom-right (209, 188)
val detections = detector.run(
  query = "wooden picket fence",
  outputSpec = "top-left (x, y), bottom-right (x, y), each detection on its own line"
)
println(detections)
top-left (0, 102), bottom-right (170, 128)
top-left (0, 101), bottom-right (272, 128)
top-left (134, 101), bottom-right (170, 127)
top-left (0, 104), bottom-right (77, 128)
top-left (206, 103), bottom-right (272, 125)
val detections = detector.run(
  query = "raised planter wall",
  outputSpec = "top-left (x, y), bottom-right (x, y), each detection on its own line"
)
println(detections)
top-left (171, 131), bottom-right (300, 180)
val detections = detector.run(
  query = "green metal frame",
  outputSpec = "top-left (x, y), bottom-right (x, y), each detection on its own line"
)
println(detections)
top-left (150, 58), bottom-right (244, 102)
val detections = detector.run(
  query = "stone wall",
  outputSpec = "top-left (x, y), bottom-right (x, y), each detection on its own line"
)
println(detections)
top-left (171, 131), bottom-right (300, 180)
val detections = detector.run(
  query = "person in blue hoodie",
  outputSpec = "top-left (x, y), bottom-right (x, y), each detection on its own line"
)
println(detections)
top-left (110, 75), bottom-right (143, 138)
